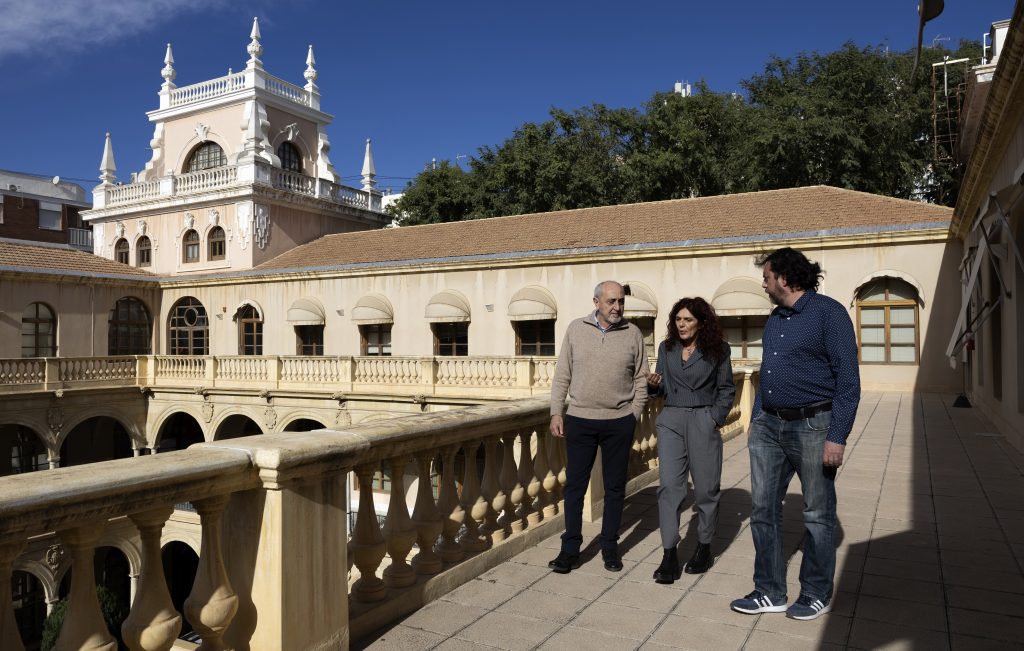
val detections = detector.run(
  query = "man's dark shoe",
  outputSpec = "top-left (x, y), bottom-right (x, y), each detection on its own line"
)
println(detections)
top-left (684, 542), bottom-right (713, 574)
top-left (602, 547), bottom-right (623, 572)
top-left (653, 548), bottom-right (679, 584)
top-left (548, 551), bottom-right (581, 574)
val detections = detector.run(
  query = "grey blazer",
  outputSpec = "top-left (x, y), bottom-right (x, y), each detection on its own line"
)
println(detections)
top-left (651, 339), bottom-right (736, 426)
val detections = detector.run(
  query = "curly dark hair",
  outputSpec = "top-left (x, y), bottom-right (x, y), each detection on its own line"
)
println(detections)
top-left (754, 247), bottom-right (823, 292)
top-left (663, 297), bottom-right (726, 362)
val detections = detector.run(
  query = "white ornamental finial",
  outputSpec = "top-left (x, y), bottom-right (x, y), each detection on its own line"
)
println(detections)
top-left (304, 44), bottom-right (318, 89)
top-left (99, 132), bottom-right (117, 186)
top-left (161, 43), bottom-right (176, 87)
top-left (361, 138), bottom-right (377, 191)
top-left (246, 17), bottom-right (263, 69)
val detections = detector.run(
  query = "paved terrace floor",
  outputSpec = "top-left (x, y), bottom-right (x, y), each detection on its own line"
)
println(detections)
top-left (359, 392), bottom-right (1024, 650)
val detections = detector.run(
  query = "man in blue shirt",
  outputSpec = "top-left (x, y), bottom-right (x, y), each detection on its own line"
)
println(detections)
top-left (730, 247), bottom-right (860, 621)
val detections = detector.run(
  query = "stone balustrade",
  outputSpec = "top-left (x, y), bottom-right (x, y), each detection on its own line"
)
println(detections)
top-left (0, 396), bottom-right (672, 650)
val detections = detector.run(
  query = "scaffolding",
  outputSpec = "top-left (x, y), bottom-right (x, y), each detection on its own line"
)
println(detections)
top-left (931, 56), bottom-right (971, 162)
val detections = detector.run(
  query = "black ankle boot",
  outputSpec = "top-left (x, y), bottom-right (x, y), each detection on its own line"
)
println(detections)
top-left (684, 542), bottom-right (713, 574)
top-left (653, 548), bottom-right (679, 584)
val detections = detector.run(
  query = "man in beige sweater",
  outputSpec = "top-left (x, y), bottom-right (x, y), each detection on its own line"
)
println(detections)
top-left (549, 280), bottom-right (649, 573)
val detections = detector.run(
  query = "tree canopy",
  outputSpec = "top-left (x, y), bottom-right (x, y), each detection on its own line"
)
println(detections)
top-left (389, 40), bottom-right (981, 225)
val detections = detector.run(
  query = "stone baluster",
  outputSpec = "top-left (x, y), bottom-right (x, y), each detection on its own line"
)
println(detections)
top-left (529, 429), bottom-right (549, 523)
top-left (539, 427), bottom-right (559, 518)
top-left (498, 431), bottom-right (523, 533)
top-left (434, 444), bottom-right (465, 563)
top-left (350, 463), bottom-right (387, 602)
top-left (54, 523), bottom-right (116, 651)
top-left (553, 434), bottom-right (567, 510)
top-left (411, 452), bottom-right (444, 575)
top-left (382, 456), bottom-right (417, 588)
top-left (183, 495), bottom-right (238, 651)
top-left (479, 435), bottom-right (504, 541)
top-left (122, 507), bottom-right (182, 651)
top-left (458, 439), bottom-right (489, 552)
top-left (1, 540), bottom-right (26, 651)
top-left (512, 429), bottom-right (535, 532)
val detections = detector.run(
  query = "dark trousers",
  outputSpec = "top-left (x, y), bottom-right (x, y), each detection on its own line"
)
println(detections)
top-left (560, 413), bottom-right (637, 554)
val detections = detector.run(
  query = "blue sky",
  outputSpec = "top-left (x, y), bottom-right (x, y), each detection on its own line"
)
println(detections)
top-left (0, 0), bottom-right (1014, 196)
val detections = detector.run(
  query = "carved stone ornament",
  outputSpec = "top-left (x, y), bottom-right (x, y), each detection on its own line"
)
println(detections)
top-left (47, 405), bottom-right (64, 435)
top-left (195, 122), bottom-right (210, 142)
top-left (45, 544), bottom-right (65, 570)
top-left (93, 223), bottom-right (105, 255)
top-left (184, 212), bottom-right (195, 230)
top-left (263, 407), bottom-right (277, 430)
top-left (208, 209), bottom-right (220, 227)
top-left (254, 204), bottom-right (270, 250)
top-left (115, 221), bottom-right (126, 239)
top-left (284, 123), bottom-right (300, 142)
top-left (236, 202), bottom-right (252, 250)
top-left (334, 409), bottom-right (351, 428)
top-left (136, 219), bottom-right (147, 236)
top-left (201, 402), bottom-right (214, 424)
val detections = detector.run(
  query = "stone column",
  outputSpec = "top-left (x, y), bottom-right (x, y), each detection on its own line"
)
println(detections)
top-left (349, 464), bottom-right (387, 602)
top-left (381, 456), bottom-right (417, 588)
top-left (54, 523), bottom-right (116, 651)
top-left (434, 444), bottom-right (465, 563)
top-left (122, 507), bottom-right (181, 651)
top-left (184, 495), bottom-right (238, 651)
top-left (410, 451), bottom-right (444, 575)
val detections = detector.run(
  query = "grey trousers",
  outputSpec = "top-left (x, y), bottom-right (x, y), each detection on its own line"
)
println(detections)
top-left (656, 406), bottom-right (723, 548)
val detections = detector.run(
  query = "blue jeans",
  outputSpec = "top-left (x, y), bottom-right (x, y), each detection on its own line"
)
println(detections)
top-left (748, 409), bottom-right (837, 602)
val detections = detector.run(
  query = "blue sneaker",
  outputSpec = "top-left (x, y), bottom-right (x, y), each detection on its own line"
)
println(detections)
top-left (730, 590), bottom-right (788, 614)
top-left (786, 594), bottom-right (832, 620)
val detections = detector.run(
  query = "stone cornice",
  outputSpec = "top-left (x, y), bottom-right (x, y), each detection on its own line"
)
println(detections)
top-left (953, 2), bottom-right (1024, 239)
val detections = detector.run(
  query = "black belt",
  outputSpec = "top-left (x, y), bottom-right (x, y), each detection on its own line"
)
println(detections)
top-left (762, 401), bottom-right (832, 421)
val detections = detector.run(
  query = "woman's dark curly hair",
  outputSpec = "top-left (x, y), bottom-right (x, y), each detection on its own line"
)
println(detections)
top-left (754, 247), bottom-right (823, 292)
top-left (663, 297), bottom-right (726, 361)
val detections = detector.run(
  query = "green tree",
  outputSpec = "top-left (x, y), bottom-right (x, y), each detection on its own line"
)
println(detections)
top-left (41, 585), bottom-right (129, 651)
top-left (388, 160), bottom-right (475, 225)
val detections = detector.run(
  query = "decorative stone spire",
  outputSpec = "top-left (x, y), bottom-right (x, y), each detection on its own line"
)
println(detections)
top-left (99, 133), bottom-right (117, 186)
top-left (304, 45), bottom-right (318, 91)
top-left (246, 17), bottom-right (263, 69)
top-left (161, 43), bottom-right (176, 89)
top-left (361, 139), bottom-right (377, 191)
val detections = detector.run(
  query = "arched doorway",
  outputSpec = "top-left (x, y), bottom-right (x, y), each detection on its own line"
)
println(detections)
top-left (60, 417), bottom-right (133, 467)
top-left (12, 570), bottom-right (46, 649)
top-left (214, 415), bottom-right (263, 440)
top-left (156, 412), bottom-right (205, 452)
top-left (283, 418), bottom-right (325, 432)
top-left (0, 424), bottom-right (48, 476)
top-left (93, 546), bottom-right (131, 614)
top-left (161, 542), bottom-right (199, 639)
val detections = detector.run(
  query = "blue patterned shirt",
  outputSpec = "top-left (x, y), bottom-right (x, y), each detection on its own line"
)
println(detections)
top-left (752, 290), bottom-right (861, 445)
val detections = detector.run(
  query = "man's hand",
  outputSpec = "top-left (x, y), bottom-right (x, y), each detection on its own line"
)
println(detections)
top-left (823, 441), bottom-right (845, 467)
top-left (550, 414), bottom-right (565, 438)
top-left (646, 371), bottom-right (662, 388)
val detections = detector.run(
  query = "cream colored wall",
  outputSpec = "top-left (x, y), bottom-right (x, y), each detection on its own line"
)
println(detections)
top-left (157, 237), bottom-right (960, 391)
top-left (165, 104), bottom-right (245, 174)
top-left (264, 106), bottom-right (318, 173)
top-left (0, 275), bottom-right (160, 357)
top-left (967, 118), bottom-right (1024, 452)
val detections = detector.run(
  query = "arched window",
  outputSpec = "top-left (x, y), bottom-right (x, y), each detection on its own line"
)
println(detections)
top-left (277, 141), bottom-right (302, 173)
top-left (208, 226), bottom-right (226, 260)
top-left (168, 297), bottom-right (208, 355)
top-left (114, 238), bottom-right (129, 264)
top-left (236, 304), bottom-right (263, 355)
top-left (3, 425), bottom-right (48, 475)
top-left (21, 302), bottom-right (55, 357)
top-left (185, 141), bottom-right (227, 172)
top-left (136, 236), bottom-right (152, 267)
top-left (182, 229), bottom-right (200, 263)
top-left (108, 297), bottom-right (151, 355)
top-left (856, 277), bottom-right (920, 364)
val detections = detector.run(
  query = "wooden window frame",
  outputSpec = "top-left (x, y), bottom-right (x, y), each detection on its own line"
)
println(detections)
top-left (136, 236), bottom-right (151, 267)
top-left (114, 238), bottom-right (129, 264)
top-left (108, 297), bottom-right (151, 355)
top-left (855, 280), bottom-right (920, 365)
top-left (432, 322), bottom-right (468, 356)
top-left (360, 324), bottom-right (392, 356)
top-left (295, 325), bottom-right (324, 355)
top-left (182, 230), bottom-right (200, 263)
top-left (237, 305), bottom-right (263, 356)
top-left (21, 302), bottom-right (56, 357)
top-left (208, 227), bottom-right (226, 261)
top-left (167, 297), bottom-right (209, 355)
top-left (514, 319), bottom-right (555, 356)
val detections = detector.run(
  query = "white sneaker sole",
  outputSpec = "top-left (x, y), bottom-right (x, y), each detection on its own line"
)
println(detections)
top-left (786, 603), bottom-right (832, 620)
top-left (731, 602), bottom-right (788, 614)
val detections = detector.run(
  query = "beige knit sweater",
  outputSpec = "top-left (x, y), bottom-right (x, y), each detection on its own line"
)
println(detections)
top-left (550, 313), bottom-right (650, 420)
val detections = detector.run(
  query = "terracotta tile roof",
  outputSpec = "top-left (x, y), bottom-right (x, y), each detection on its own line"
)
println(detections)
top-left (0, 240), bottom-right (157, 279)
top-left (257, 186), bottom-right (952, 272)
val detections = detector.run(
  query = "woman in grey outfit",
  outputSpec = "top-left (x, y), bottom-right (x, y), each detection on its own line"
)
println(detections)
top-left (647, 297), bottom-right (735, 583)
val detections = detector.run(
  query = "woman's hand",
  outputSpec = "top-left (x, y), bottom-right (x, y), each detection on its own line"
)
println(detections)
top-left (646, 371), bottom-right (662, 388)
